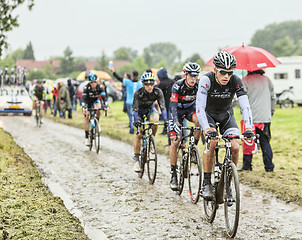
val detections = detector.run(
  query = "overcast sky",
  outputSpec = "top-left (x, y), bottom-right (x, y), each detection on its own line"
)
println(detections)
top-left (6, 0), bottom-right (302, 62)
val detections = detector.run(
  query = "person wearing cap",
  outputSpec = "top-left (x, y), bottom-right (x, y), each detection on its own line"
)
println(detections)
top-left (132, 72), bottom-right (167, 172)
top-left (168, 62), bottom-right (202, 191)
top-left (109, 68), bottom-right (143, 134)
top-left (196, 51), bottom-right (254, 200)
top-left (157, 67), bottom-right (175, 138)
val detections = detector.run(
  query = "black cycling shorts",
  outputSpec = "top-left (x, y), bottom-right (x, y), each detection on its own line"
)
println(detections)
top-left (206, 108), bottom-right (239, 135)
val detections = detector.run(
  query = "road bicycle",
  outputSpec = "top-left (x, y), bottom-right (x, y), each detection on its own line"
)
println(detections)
top-left (175, 126), bottom-right (202, 203)
top-left (137, 118), bottom-right (162, 184)
top-left (35, 100), bottom-right (43, 127)
top-left (203, 132), bottom-right (259, 238)
top-left (87, 108), bottom-right (103, 153)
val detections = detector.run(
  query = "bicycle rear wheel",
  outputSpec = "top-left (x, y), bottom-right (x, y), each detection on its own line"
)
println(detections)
top-left (224, 162), bottom-right (240, 238)
top-left (203, 171), bottom-right (218, 223)
top-left (147, 135), bottom-right (157, 184)
top-left (188, 145), bottom-right (202, 204)
top-left (138, 139), bottom-right (146, 178)
top-left (94, 119), bottom-right (101, 153)
top-left (176, 147), bottom-right (186, 195)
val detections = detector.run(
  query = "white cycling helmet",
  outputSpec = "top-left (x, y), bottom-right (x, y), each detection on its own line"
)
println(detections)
top-left (213, 51), bottom-right (237, 70)
top-left (183, 62), bottom-right (201, 75)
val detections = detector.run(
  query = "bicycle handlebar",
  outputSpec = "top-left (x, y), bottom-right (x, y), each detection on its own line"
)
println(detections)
top-left (204, 134), bottom-right (260, 154)
top-left (136, 121), bottom-right (164, 135)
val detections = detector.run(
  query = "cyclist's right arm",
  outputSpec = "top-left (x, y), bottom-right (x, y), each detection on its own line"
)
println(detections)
top-left (196, 75), bottom-right (211, 132)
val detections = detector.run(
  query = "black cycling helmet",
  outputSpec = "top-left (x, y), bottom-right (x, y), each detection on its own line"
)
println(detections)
top-left (89, 73), bottom-right (97, 82)
top-left (213, 51), bottom-right (237, 70)
top-left (183, 62), bottom-right (201, 75)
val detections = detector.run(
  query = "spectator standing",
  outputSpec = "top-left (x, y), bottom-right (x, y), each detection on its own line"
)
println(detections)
top-left (67, 78), bottom-right (75, 118)
top-left (110, 68), bottom-right (143, 134)
top-left (157, 67), bottom-right (175, 141)
top-left (52, 85), bottom-right (59, 117)
top-left (240, 69), bottom-right (276, 172)
top-left (58, 81), bottom-right (72, 119)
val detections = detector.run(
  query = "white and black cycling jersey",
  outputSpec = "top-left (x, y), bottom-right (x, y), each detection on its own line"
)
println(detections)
top-left (196, 72), bottom-right (253, 131)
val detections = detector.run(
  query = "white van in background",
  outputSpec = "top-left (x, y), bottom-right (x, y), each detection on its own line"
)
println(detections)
top-left (265, 56), bottom-right (302, 106)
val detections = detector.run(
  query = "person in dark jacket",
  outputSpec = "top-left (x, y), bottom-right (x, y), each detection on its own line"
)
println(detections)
top-left (157, 67), bottom-right (175, 138)
top-left (67, 78), bottom-right (75, 118)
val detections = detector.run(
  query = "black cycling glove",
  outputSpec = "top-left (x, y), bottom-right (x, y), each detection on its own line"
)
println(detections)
top-left (243, 130), bottom-right (254, 139)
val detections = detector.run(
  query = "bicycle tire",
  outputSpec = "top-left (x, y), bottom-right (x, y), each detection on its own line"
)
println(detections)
top-left (94, 119), bottom-right (100, 153)
top-left (224, 162), bottom-right (240, 238)
top-left (138, 138), bottom-right (146, 178)
top-left (88, 124), bottom-right (93, 151)
top-left (203, 169), bottom-right (218, 223)
top-left (176, 147), bottom-right (186, 195)
top-left (188, 145), bottom-right (202, 204)
top-left (147, 135), bottom-right (157, 184)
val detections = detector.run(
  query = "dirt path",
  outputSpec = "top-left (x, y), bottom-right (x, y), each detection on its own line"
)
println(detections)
top-left (0, 116), bottom-right (301, 240)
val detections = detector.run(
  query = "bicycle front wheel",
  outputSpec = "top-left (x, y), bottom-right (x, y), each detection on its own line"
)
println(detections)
top-left (188, 145), bottom-right (202, 204)
top-left (203, 168), bottom-right (217, 223)
top-left (147, 135), bottom-right (157, 184)
top-left (224, 162), bottom-right (240, 238)
top-left (89, 124), bottom-right (94, 151)
top-left (138, 139), bottom-right (146, 178)
top-left (94, 119), bottom-right (101, 153)
top-left (176, 148), bottom-right (186, 195)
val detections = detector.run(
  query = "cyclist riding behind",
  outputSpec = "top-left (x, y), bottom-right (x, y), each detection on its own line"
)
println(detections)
top-left (132, 72), bottom-right (168, 172)
top-left (82, 73), bottom-right (108, 146)
top-left (32, 80), bottom-right (45, 118)
top-left (168, 62), bottom-right (202, 191)
top-left (196, 51), bottom-right (254, 200)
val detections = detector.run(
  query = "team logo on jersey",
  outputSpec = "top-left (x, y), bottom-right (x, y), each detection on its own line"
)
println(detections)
top-left (236, 84), bottom-right (240, 89)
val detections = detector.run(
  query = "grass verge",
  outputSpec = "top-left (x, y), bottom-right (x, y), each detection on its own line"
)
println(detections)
top-left (0, 129), bottom-right (89, 240)
top-left (46, 102), bottom-right (302, 206)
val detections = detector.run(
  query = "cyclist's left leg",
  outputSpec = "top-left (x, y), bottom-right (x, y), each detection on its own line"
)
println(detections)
top-left (148, 105), bottom-right (159, 136)
top-left (191, 113), bottom-right (201, 145)
top-left (93, 101), bottom-right (102, 120)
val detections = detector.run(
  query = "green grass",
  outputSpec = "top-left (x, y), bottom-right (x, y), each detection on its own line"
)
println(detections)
top-left (0, 130), bottom-right (89, 240)
top-left (46, 102), bottom-right (302, 205)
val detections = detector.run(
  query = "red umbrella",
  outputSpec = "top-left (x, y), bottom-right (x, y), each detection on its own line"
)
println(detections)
top-left (205, 45), bottom-right (280, 71)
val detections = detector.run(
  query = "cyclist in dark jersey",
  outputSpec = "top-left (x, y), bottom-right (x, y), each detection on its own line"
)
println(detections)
top-left (132, 72), bottom-right (167, 172)
top-left (169, 62), bottom-right (202, 191)
top-left (196, 51), bottom-right (254, 200)
top-left (82, 73), bottom-right (108, 146)
top-left (32, 80), bottom-right (45, 118)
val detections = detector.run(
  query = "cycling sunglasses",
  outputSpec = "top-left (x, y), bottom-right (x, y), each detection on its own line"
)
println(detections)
top-left (144, 82), bottom-right (155, 86)
top-left (216, 68), bottom-right (234, 76)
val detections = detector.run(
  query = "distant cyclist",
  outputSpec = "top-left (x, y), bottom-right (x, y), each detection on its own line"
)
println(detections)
top-left (132, 72), bottom-right (168, 172)
top-left (168, 62), bottom-right (202, 191)
top-left (82, 73), bottom-right (108, 146)
top-left (196, 51), bottom-right (254, 200)
top-left (32, 80), bottom-right (45, 119)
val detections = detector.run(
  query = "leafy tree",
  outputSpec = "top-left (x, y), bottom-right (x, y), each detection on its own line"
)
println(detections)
top-left (143, 42), bottom-right (180, 68)
top-left (250, 20), bottom-right (302, 56)
top-left (0, 55), bottom-right (15, 69)
top-left (113, 47), bottom-right (131, 61)
top-left (98, 50), bottom-right (108, 71)
top-left (0, 0), bottom-right (34, 58)
top-left (11, 48), bottom-right (25, 62)
top-left (117, 56), bottom-right (148, 77)
top-left (58, 46), bottom-right (74, 74)
top-left (154, 60), bottom-right (168, 70)
top-left (23, 41), bottom-right (35, 59)
top-left (74, 58), bottom-right (86, 72)
top-left (186, 53), bottom-right (204, 68)
top-left (273, 36), bottom-right (296, 57)
top-left (26, 69), bottom-right (47, 80)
